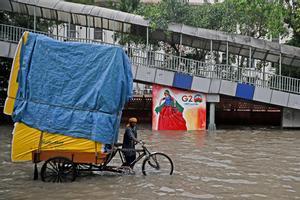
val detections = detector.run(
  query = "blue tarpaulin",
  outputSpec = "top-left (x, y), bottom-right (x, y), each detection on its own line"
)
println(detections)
top-left (12, 32), bottom-right (133, 144)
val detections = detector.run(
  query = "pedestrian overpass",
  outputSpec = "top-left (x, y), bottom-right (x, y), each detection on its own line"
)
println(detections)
top-left (1, 24), bottom-right (300, 128)
top-left (0, 0), bottom-right (300, 128)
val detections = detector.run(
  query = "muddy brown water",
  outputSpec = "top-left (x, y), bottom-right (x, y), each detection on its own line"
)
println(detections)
top-left (0, 124), bottom-right (300, 200)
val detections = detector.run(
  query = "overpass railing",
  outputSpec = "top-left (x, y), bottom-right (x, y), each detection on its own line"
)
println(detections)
top-left (0, 24), bottom-right (300, 95)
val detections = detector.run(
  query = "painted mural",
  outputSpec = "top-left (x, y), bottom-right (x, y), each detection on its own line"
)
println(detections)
top-left (152, 84), bottom-right (206, 130)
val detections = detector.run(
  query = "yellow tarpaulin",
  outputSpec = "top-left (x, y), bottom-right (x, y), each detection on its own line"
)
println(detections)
top-left (4, 32), bottom-right (103, 162)
top-left (3, 31), bottom-right (26, 115)
top-left (12, 123), bottom-right (102, 162)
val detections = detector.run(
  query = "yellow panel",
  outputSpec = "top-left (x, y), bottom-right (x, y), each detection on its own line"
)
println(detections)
top-left (12, 122), bottom-right (102, 162)
top-left (3, 32), bottom-right (29, 115)
top-left (6, 33), bottom-right (104, 162)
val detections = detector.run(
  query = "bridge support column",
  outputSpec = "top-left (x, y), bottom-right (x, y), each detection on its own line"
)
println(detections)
top-left (207, 94), bottom-right (220, 131)
top-left (282, 108), bottom-right (300, 128)
top-left (208, 103), bottom-right (216, 131)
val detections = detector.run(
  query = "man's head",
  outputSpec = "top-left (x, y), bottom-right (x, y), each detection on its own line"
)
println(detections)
top-left (128, 117), bottom-right (138, 127)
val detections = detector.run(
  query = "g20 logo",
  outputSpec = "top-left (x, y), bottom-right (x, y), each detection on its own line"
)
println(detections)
top-left (182, 95), bottom-right (193, 102)
top-left (194, 94), bottom-right (203, 103)
top-left (182, 94), bottom-right (203, 103)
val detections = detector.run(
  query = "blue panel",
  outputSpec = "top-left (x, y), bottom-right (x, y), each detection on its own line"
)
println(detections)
top-left (173, 73), bottom-right (193, 90)
top-left (235, 83), bottom-right (255, 100)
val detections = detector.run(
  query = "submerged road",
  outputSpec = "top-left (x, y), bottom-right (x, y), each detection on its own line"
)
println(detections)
top-left (0, 124), bottom-right (300, 200)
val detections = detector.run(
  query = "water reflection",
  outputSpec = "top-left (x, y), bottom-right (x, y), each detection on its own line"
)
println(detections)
top-left (1, 124), bottom-right (300, 200)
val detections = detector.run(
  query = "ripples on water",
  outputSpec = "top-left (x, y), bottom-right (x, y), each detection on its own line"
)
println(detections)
top-left (1, 125), bottom-right (300, 200)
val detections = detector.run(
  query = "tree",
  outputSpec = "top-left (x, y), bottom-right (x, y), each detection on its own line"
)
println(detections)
top-left (272, 0), bottom-right (300, 78)
top-left (112, 0), bottom-right (140, 13)
top-left (284, 0), bottom-right (300, 47)
top-left (135, 1), bottom-right (191, 55)
top-left (137, 1), bottom-right (288, 39)
top-left (134, 0), bottom-right (291, 66)
top-left (137, 0), bottom-right (189, 30)
top-left (187, 0), bottom-right (288, 39)
top-left (101, 0), bottom-right (146, 49)
top-left (0, 11), bottom-right (53, 32)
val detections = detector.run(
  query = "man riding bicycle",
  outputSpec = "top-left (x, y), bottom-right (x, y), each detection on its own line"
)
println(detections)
top-left (122, 117), bottom-right (140, 169)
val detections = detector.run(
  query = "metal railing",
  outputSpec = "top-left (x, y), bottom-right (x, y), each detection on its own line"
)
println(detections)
top-left (1, 23), bottom-right (300, 95)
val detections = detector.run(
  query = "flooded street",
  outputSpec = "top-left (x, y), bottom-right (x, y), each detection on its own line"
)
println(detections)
top-left (1, 124), bottom-right (300, 200)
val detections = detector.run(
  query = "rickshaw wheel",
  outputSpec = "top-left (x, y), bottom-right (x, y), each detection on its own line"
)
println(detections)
top-left (41, 157), bottom-right (77, 183)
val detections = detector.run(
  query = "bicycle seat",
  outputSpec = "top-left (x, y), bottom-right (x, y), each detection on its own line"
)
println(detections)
top-left (113, 143), bottom-right (123, 147)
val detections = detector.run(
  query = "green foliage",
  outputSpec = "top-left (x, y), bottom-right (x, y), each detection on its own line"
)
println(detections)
top-left (112, 0), bottom-right (140, 13)
top-left (0, 12), bottom-right (9, 24)
top-left (281, 64), bottom-right (300, 78)
top-left (137, 0), bottom-right (189, 30)
top-left (132, 0), bottom-right (291, 60)
top-left (187, 3), bottom-right (236, 32)
top-left (228, 0), bottom-right (287, 38)
top-left (138, 0), bottom-right (288, 39)
top-left (0, 11), bottom-right (53, 32)
top-left (279, 0), bottom-right (300, 77)
top-left (284, 0), bottom-right (300, 47)
top-left (134, 1), bottom-right (282, 60)
top-left (105, 0), bottom-right (145, 47)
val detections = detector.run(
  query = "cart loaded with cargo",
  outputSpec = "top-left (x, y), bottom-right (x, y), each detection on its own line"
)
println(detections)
top-left (4, 32), bottom-right (173, 182)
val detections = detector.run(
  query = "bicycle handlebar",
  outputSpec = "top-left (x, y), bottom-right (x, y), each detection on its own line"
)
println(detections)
top-left (113, 141), bottom-right (145, 148)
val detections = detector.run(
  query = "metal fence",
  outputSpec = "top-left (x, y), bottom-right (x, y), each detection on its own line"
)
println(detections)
top-left (1, 23), bottom-right (300, 95)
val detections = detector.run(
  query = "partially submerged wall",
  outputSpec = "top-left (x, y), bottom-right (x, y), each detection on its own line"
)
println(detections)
top-left (282, 108), bottom-right (300, 128)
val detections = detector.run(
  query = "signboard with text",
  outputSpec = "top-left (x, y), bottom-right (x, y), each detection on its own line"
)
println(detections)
top-left (152, 84), bottom-right (206, 130)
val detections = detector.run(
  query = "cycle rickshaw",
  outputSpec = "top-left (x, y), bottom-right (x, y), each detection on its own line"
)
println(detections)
top-left (4, 32), bottom-right (174, 183)
top-left (33, 140), bottom-right (174, 182)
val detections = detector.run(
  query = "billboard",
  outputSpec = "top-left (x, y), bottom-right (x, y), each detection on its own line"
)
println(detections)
top-left (152, 84), bottom-right (206, 130)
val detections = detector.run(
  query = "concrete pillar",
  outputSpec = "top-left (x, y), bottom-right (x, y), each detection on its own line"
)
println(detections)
top-left (226, 41), bottom-right (229, 66)
top-left (249, 46), bottom-right (252, 68)
top-left (207, 94), bottom-right (219, 131)
top-left (282, 107), bottom-right (300, 128)
top-left (179, 33), bottom-right (182, 57)
top-left (146, 27), bottom-right (149, 49)
top-left (279, 53), bottom-right (282, 76)
top-left (208, 102), bottom-right (216, 131)
top-left (263, 64), bottom-right (266, 87)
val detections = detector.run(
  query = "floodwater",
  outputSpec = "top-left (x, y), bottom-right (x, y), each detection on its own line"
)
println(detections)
top-left (1, 124), bottom-right (300, 200)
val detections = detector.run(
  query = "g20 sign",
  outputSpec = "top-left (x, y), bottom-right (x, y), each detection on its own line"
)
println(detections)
top-left (152, 84), bottom-right (206, 131)
top-left (181, 94), bottom-right (203, 103)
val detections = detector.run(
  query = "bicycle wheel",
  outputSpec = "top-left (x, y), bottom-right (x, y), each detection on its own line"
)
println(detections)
top-left (41, 157), bottom-right (77, 182)
top-left (142, 152), bottom-right (174, 175)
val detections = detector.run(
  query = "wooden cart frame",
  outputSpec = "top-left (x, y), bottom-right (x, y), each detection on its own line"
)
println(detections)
top-left (32, 142), bottom-right (174, 182)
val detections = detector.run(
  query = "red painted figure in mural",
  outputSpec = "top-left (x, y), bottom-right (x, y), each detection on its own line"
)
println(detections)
top-left (155, 90), bottom-right (187, 130)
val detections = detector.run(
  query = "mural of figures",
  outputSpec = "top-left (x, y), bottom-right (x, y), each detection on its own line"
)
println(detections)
top-left (152, 84), bottom-right (206, 131)
top-left (155, 89), bottom-right (187, 130)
